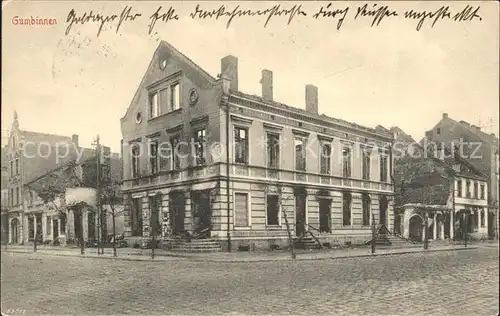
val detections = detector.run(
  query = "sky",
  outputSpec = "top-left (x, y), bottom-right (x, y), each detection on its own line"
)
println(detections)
top-left (2, 1), bottom-right (499, 153)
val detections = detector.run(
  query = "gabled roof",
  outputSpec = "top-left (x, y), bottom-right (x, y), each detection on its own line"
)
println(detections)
top-left (121, 41), bottom-right (217, 122)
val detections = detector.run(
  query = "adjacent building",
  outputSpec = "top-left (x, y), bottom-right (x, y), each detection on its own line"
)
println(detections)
top-left (120, 41), bottom-right (395, 251)
top-left (423, 114), bottom-right (499, 239)
top-left (3, 111), bottom-right (123, 245)
top-left (391, 126), bottom-right (489, 241)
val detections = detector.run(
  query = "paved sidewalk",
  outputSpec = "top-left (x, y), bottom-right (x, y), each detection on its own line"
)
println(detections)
top-left (2, 243), bottom-right (483, 262)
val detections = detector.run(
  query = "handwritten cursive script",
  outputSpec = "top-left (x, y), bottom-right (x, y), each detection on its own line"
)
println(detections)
top-left (355, 3), bottom-right (398, 27)
top-left (148, 6), bottom-right (179, 35)
top-left (65, 6), bottom-right (141, 37)
top-left (312, 3), bottom-right (349, 30)
top-left (404, 5), bottom-right (482, 31)
top-left (189, 4), bottom-right (307, 28)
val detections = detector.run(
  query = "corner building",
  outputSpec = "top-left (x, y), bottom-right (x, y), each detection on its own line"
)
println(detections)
top-left (120, 41), bottom-right (395, 251)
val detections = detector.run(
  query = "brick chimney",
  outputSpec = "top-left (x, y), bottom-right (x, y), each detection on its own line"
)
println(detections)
top-left (442, 113), bottom-right (448, 119)
top-left (260, 69), bottom-right (273, 101)
top-left (305, 84), bottom-right (318, 114)
top-left (221, 55), bottom-right (238, 91)
top-left (72, 134), bottom-right (79, 148)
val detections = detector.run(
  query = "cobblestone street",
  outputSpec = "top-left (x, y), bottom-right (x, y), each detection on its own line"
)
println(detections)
top-left (1, 247), bottom-right (498, 315)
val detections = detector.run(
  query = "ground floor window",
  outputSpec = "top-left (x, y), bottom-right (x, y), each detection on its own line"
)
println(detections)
top-left (266, 195), bottom-right (279, 226)
top-left (362, 194), bottom-right (371, 226)
top-left (480, 209), bottom-right (485, 227)
top-left (234, 193), bottom-right (249, 227)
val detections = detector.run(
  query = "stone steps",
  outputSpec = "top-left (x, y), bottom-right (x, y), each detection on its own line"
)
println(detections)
top-left (170, 239), bottom-right (222, 253)
top-left (296, 236), bottom-right (321, 250)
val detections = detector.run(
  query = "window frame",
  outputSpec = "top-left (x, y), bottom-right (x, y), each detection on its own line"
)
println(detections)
top-left (379, 153), bottom-right (388, 182)
top-left (456, 179), bottom-right (463, 197)
top-left (194, 128), bottom-right (207, 166)
top-left (149, 91), bottom-right (160, 119)
top-left (342, 146), bottom-right (352, 178)
top-left (362, 193), bottom-right (371, 226)
top-left (266, 132), bottom-right (281, 169)
top-left (233, 191), bottom-right (251, 228)
top-left (362, 147), bottom-right (372, 181)
top-left (294, 137), bottom-right (307, 172)
top-left (131, 144), bottom-right (141, 179)
top-left (148, 139), bottom-right (159, 175)
top-left (170, 135), bottom-right (181, 170)
top-left (234, 126), bottom-right (249, 165)
top-left (319, 142), bottom-right (332, 175)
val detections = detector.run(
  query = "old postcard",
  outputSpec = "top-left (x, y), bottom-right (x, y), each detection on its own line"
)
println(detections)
top-left (1, 1), bottom-right (499, 315)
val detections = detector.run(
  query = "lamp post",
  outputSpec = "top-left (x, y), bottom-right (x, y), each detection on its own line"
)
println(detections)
top-left (371, 213), bottom-right (376, 254)
top-left (423, 211), bottom-right (429, 250)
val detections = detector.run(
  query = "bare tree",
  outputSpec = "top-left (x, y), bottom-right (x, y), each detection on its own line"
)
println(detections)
top-left (99, 180), bottom-right (124, 257)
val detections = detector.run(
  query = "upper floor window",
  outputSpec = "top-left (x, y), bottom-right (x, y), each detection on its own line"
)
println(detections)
top-left (171, 135), bottom-right (181, 170)
top-left (10, 161), bottom-right (13, 177)
top-left (342, 147), bottom-right (351, 178)
top-left (234, 127), bottom-right (248, 164)
top-left (149, 92), bottom-right (160, 119)
top-left (480, 184), bottom-right (485, 200)
top-left (9, 188), bottom-right (14, 206)
top-left (171, 83), bottom-right (180, 110)
top-left (194, 129), bottom-right (206, 166)
top-left (15, 187), bottom-right (20, 206)
top-left (380, 154), bottom-right (388, 182)
top-left (131, 145), bottom-right (141, 178)
top-left (294, 138), bottom-right (306, 171)
top-left (465, 180), bottom-right (471, 197)
top-left (15, 158), bottom-right (19, 175)
top-left (436, 127), bottom-right (441, 135)
top-left (149, 140), bottom-right (159, 174)
top-left (267, 133), bottom-right (280, 169)
top-left (362, 149), bottom-right (371, 181)
top-left (320, 143), bottom-right (331, 175)
top-left (457, 180), bottom-right (462, 197)
top-left (473, 182), bottom-right (479, 199)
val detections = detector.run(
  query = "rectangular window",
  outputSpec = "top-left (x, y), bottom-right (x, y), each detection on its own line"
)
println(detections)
top-left (362, 150), bottom-right (371, 181)
top-left (342, 147), bottom-right (351, 178)
top-left (466, 180), bottom-right (471, 198)
top-left (480, 209), bottom-right (485, 227)
top-left (342, 192), bottom-right (351, 226)
top-left (15, 158), bottom-right (19, 175)
top-left (149, 92), bottom-right (159, 118)
top-left (473, 182), bottom-right (479, 199)
top-left (15, 187), bottom-right (20, 205)
top-left (131, 198), bottom-right (143, 237)
top-left (234, 127), bottom-right (248, 164)
top-left (267, 133), bottom-right (280, 169)
top-left (457, 180), bottom-right (462, 197)
top-left (149, 140), bottom-right (159, 174)
top-left (318, 199), bottom-right (331, 232)
top-left (234, 193), bottom-right (249, 227)
top-left (159, 141), bottom-right (172, 171)
top-left (149, 195), bottom-right (161, 237)
top-left (10, 161), bottom-right (13, 177)
top-left (194, 129), bottom-right (206, 166)
top-left (160, 88), bottom-right (170, 113)
top-left (437, 127), bottom-right (441, 135)
top-left (320, 143), bottom-right (331, 175)
top-left (480, 184), bottom-right (485, 200)
top-left (295, 138), bottom-right (306, 171)
top-left (362, 194), bottom-right (371, 226)
top-left (9, 188), bottom-right (13, 206)
top-left (131, 145), bottom-right (140, 178)
top-left (266, 195), bottom-right (279, 226)
top-left (171, 135), bottom-right (181, 170)
top-left (380, 155), bottom-right (388, 182)
top-left (171, 83), bottom-right (180, 110)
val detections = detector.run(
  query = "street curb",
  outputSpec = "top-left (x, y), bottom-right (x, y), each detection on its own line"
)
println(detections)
top-left (3, 246), bottom-right (480, 263)
top-left (185, 246), bottom-right (481, 263)
top-left (2, 250), bottom-right (188, 262)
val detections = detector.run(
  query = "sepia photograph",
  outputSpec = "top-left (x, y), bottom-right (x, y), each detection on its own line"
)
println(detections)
top-left (1, 1), bottom-right (499, 315)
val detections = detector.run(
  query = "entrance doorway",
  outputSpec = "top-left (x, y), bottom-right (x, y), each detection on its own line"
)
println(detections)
top-left (191, 190), bottom-right (212, 237)
top-left (409, 215), bottom-right (423, 241)
top-left (53, 219), bottom-right (59, 239)
top-left (379, 196), bottom-right (388, 228)
top-left (295, 194), bottom-right (306, 237)
top-left (10, 218), bottom-right (19, 244)
top-left (169, 191), bottom-right (185, 235)
top-left (318, 199), bottom-right (331, 233)
top-left (74, 211), bottom-right (83, 244)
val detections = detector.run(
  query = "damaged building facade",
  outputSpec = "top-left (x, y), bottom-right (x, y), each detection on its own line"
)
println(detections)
top-left (120, 41), bottom-right (395, 251)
